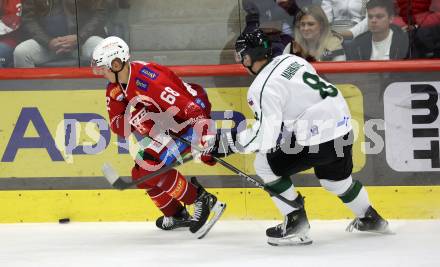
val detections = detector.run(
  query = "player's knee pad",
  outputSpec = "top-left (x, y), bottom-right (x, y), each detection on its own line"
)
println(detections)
top-left (254, 153), bottom-right (279, 184)
top-left (319, 176), bottom-right (353, 196)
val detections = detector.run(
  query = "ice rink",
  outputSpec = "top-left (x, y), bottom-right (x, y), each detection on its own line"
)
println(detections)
top-left (1, 220), bottom-right (439, 267)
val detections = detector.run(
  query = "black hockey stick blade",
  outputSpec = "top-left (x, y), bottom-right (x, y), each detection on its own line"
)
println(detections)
top-left (102, 154), bottom-right (194, 190)
top-left (169, 133), bottom-right (302, 209)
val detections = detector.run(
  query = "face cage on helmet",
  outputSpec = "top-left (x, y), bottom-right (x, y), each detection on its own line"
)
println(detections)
top-left (234, 49), bottom-right (245, 63)
top-left (235, 47), bottom-right (270, 64)
top-left (90, 58), bottom-right (103, 68)
top-left (91, 57), bottom-right (115, 71)
top-left (91, 56), bottom-right (127, 70)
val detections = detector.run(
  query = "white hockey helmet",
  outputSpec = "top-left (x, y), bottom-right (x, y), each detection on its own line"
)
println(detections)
top-left (91, 36), bottom-right (130, 69)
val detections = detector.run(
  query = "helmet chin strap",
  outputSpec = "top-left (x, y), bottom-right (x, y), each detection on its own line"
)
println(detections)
top-left (242, 58), bottom-right (258, 76)
top-left (244, 57), bottom-right (269, 76)
top-left (111, 61), bottom-right (126, 84)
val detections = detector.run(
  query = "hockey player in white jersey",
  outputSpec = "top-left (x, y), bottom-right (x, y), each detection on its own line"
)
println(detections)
top-left (208, 29), bottom-right (390, 246)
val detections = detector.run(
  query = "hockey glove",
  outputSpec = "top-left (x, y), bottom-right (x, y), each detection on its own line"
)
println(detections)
top-left (198, 131), bottom-right (239, 166)
top-left (198, 133), bottom-right (218, 166)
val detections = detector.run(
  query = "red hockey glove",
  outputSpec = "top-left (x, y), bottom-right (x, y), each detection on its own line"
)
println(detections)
top-left (199, 133), bottom-right (217, 166)
top-left (192, 118), bottom-right (218, 166)
top-left (200, 153), bottom-right (217, 166)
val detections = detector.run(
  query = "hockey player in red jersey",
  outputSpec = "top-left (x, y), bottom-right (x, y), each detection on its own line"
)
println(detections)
top-left (91, 36), bottom-right (226, 238)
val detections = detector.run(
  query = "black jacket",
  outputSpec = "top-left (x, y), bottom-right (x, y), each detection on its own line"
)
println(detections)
top-left (347, 24), bottom-right (409, 60)
top-left (22, 0), bottom-right (107, 47)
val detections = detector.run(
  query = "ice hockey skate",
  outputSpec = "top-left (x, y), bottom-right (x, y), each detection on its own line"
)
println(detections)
top-left (189, 177), bottom-right (226, 239)
top-left (266, 194), bottom-right (312, 246)
top-left (346, 206), bottom-right (393, 234)
top-left (156, 206), bottom-right (192, 231)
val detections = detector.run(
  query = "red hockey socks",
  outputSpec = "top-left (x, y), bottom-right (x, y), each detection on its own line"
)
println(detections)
top-left (156, 169), bottom-right (198, 205)
top-left (146, 186), bottom-right (183, 217)
top-left (131, 162), bottom-right (198, 216)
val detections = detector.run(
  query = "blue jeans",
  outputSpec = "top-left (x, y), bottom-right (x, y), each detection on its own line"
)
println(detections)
top-left (0, 42), bottom-right (14, 68)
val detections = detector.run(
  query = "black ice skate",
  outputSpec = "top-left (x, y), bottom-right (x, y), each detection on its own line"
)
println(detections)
top-left (156, 206), bottom-right (192, 231)
top-left (266, 193), bottom-right (312, 246)
top-left (189, 177), bottom-right (226, 239)
top-left (346, 206), bottom-right (392, 234)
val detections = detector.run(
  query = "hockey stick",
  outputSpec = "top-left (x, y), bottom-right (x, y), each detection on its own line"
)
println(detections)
top-left (102, 154), bottom-right (194, 190)
top-left (169, 133), bottom-right (302, 209)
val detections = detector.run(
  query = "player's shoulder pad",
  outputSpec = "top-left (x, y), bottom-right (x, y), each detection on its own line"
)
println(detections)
top-left (146, 61), bottom-right (171, 72)
top-left (106, 82), bottom-right (125, 101)
top-left (132, 60), bottom-right (148, 65)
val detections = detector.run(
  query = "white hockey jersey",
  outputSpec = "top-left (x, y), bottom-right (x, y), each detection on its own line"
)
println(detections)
top-left (237, 54), bottom-right (352, 152)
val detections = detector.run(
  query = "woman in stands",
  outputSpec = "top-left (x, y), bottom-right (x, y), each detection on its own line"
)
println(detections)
top-left (284, 5), bottom-right (346, 61)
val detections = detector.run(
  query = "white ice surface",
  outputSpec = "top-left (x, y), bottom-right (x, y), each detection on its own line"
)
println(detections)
top-left (0, 220), bottom-right (439, 267)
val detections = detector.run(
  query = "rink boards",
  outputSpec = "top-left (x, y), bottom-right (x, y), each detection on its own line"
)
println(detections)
top-left (1, 187), bottom-right (439, 223)
top-left (0, 72), bottom-right (440, 222)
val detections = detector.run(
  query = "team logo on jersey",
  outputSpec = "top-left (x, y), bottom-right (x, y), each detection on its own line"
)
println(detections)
top-left (337, 116), bottom-right (350, 127)
top-left (140, 67), bottom-right (159, 80)
top-left (310, 125), bottom-right (319, 136)
top-left (135, 78), bottom-right (149, 91)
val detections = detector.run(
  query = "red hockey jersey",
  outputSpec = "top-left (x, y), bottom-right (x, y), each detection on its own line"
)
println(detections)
top-left (105, 61), bottom-right (211, 138)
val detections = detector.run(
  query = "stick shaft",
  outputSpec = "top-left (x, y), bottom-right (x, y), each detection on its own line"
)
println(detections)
top-left (170, 133), bottom-right (301, 209)
top-left (110, 154), bottom-right (194, 190)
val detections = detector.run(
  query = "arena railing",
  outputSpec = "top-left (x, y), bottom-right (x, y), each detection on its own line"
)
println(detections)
top-left (0, 60), bottom-right (440, 80)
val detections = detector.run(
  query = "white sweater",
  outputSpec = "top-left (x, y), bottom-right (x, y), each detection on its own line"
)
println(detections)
top-left (321, 0), bottom-right (367, 25)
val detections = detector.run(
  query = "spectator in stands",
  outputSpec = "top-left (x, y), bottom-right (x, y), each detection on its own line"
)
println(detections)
top-left (242, 0), bottom-right (295, 56)
top-left (393, 0), bottom-right (440, 58)
top-left (242, 0), bottom-right (319, 56)
top-left (13, 0), bottom-right (107, 68)
top-left (321, 0), bottom-right (369, 39)
top-left (104, 0), bottom-right (130, 40)
top-left (347, 0), bottom-right (409, 60)
top-left (0, 0), bottom-right (21, 67)
top-left (284, 5), bottom-right (346, 61)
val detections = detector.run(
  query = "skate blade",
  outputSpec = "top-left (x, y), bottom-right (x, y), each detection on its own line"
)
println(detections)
top-left (195, 201), bottom-right (226, 239)
top-left (363, 227), bottom-right (395, 235)
top-left (346, 223), bottom-right (395, 235)
top-left (267, 234), bottom-right (313, 246)
top-left (159, 224), bottom-right (191, 231)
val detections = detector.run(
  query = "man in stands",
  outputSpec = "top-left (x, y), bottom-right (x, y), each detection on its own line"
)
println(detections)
top-left (14, 0), bottom-right (106, 67)
top-left (347, 0), bottom-right (409, 60)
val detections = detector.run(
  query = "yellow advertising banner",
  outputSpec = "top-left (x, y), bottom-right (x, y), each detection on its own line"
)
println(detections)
top-left (0, 86), bottom-right (365, 178)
